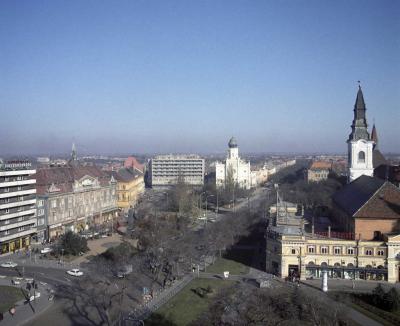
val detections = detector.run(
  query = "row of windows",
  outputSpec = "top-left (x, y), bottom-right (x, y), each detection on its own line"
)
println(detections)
top-left (303, 246), bottom-right (385, 256)
top-left (0, 175), bottom-right (29, 182)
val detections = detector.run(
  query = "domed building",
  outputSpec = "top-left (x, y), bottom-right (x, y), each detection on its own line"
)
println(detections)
top-left (215, 137), bottom-right (251, 189)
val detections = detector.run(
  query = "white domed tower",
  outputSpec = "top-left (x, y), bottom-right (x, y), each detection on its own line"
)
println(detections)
top-left (228, 137), bottom-right (239, 159)
top-left (347, 85), bottom-right (374, 182)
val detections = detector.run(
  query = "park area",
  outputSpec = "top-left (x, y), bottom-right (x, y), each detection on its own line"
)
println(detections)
top-left (147, 278), bottom-right (235, 326)
top-left (0, 285), bottom-right (26, 313)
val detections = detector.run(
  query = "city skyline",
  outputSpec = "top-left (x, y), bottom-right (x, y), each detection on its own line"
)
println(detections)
top-left (1, 1), bottom-right (399, 155)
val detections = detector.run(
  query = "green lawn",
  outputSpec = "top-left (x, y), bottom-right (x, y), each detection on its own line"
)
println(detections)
top-left (0, 285), bottom-right (26, 313)
top-left (206, 249), bottom-right (252, 275)
top-left (148, 278), bottom-right (234, 326)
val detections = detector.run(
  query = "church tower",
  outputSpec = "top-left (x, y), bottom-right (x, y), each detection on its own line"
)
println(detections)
top-left (347, 85), bottom-right (374, 182)
top-left (228, 137), bottom-right (239, 159)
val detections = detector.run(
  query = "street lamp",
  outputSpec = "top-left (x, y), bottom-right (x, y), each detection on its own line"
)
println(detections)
top-left (61, 248), bottom-right (64, 266)
top-left (205, 195), bottom-right (214, 226)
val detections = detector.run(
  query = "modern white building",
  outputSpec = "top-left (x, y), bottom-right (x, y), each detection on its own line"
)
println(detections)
top-left (347, 85), bottom-right (374, 182)
top-left (215, 137), bottom-right (251, 189)
top-left (0, 160), bottom-right (37, 254)
top-left (149, 155), bottom-right (205, 187)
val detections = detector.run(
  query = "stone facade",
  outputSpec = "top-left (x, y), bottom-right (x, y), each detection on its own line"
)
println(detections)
top-left (34, 165), bottom-right (118, 240)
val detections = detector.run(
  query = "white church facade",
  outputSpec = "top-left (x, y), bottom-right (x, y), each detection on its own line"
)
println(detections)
top-left (347, 85), bottom-right (377, 182)
top-left (215, 137), bottom-right (251, 189)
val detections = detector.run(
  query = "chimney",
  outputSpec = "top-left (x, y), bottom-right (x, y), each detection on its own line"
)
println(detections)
top-left (328, 226), bottom-right (331, 238)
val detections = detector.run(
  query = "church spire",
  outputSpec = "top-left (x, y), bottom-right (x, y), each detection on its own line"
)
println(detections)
top-left (71, 143), bottom-right (77, 161)
top-left (348, 83), bottom-right (370, 141)
top-left (371, 123), bottom-right (378, 149)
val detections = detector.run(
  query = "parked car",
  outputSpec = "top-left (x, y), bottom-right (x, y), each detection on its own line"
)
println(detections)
top-left (40, 247), bottom-right (52, 254)
top-left (66, 269), bottom-right (84, 277)
top-left (29, 292), bottom-right (41, 301)
top-left (0, 261), bottom-right (18, 268)
top-left (12, 279), bottom-right (20, 285)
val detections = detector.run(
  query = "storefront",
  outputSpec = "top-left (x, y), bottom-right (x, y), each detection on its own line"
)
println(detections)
top-left (1, 236), bottom-right (31, 254)
top-left (305, 262), bottom-right (388, 281)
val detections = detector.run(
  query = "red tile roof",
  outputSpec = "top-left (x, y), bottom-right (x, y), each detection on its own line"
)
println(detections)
top-left (34, 165), bottom-right (111, 195)
top-left (124, 156), bottom-right (144, 172)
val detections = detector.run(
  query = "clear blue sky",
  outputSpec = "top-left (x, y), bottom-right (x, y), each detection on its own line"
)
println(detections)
top-left (1, 0), bottom-right (399, 155)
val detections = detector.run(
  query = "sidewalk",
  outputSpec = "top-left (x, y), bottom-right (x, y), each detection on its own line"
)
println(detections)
top-left (0, 276), bottom-right (54, 326)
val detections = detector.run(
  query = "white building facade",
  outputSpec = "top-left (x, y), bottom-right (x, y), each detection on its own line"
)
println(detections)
top-left (0, 160), bottom-right (37, 254)
top-left (149, 155), bottom-right (205, 187)
top-left (215, 137), bottom-right (251, 189)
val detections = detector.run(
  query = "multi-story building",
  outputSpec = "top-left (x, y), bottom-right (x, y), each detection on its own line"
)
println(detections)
top-left (149, 155), bottom-right (205, 187)
top-left (34, 165), bottom-right (118, 240)
top-left (0, 160), bottom-right (37, 254)
top-left (215, 137), bottom-right (251, 189)
top-left (109, 168), bottom-right (145, 209)
top-left (306, 161), bottom-right (332, 183)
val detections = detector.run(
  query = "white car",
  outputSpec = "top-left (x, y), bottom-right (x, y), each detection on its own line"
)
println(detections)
top-left (29, 292), bottom-right (41, 301)
top-left (0, 261), bottom-right (18, 268)
top-left (40, 247), bottom-right (52, 254)
top-left (66, 269), bottom-right (84, 277)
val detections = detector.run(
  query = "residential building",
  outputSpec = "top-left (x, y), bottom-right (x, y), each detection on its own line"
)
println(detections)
top-left (307, 161), bottom-right (332, 182)
top-left (0, 160), bottom-right (37, 254)
top-left (215, 137), bottom-right (251, 189)
top-left (34, 165), bottom-right (118, 240)
top-left (332, 175), bottom-right (400, 241)
top-left (149, 155), bottom-right (205, 187)
top-left (108, 168), bottom-right (145, 209)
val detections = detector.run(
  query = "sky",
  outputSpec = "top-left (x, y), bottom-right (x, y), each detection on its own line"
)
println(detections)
top-left (0, 0), bottom-right (399, 156)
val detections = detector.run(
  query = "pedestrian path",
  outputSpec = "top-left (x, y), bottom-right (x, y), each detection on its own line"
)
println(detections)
top-left (0, 276), bottom-right (54, 326)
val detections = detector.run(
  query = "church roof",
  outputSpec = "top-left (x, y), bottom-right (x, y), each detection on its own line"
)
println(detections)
top-left (228, 137), bottom-right (238, 148)
top-left (371, 124), bottom-right (378, 145)
top-left (333, 175), bottom-right (385, 216)
top-left (373, 149), bottom-right (388, 168)
top-left (348, 85), bottom-right (370, 141)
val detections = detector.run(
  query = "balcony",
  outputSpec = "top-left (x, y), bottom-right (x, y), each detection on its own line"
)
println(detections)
top-left (0, 208), bottom-right (36, 221)
top-left (0, 188), bottom-right (36, 199)
top-left (0, 169), bottom-right (36, 177)
top-left (0, 179), bottom-right (36, 188)
top-left (0, 228), bottom-right (37, 242)
top-left (0, 218), bottom-right (36, 231)
top-left (0, 199), bottom-right (36, 210)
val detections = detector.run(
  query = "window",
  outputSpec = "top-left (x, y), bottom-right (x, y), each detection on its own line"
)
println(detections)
top-left (51, 200), bottom-right (57, 208)
top-left (334, 247), bottom-right (341, 255)
top-left (308, 246), bottom-right (315, 254)
top-left (5, 209), bottom-right (9, 214)
top-left (365, 249), bottom-right (373, 256)
top-left (38, 200), bottom-right (44, 207)
top-left (377, 250), bottom-right (384, 256)
top-left (19, 196), bottom-right (24, 201)
top-left (4, 177), bottom-right (9, 182)
top-left (291, 249), bottom-right (296, 255)
top-left (358, 151), bottom-right (365, 163)
top-left (4, 187), bottom-right (9, 193)
top-left (17, 186), bottom-right (22, 191)
top-left (18, 226), bottom-right (24, 231)
top-left (347, 247), bottom-right (354, 255)
top-left (4, 219), bottom-right (9, 225)
top-left (17, 176), bottom-right (22, 181)
top-left (38, 209), bottom-right (44, 216)
top-left (4, 230), bottom-right (9, 235)
top-left (18, 217), bottom-right (23, 222)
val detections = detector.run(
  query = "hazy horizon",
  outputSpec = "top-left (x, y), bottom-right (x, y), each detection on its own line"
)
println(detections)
top-left (1, 1), bottom-right (399, 155)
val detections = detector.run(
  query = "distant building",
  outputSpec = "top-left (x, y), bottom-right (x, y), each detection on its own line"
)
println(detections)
top-left (149, 155), bottom-right (205, 187)
top-left (0, 160), bottom-right (37, 254)
top-left (307, 161), bottom-right (332, 182)
top-left (108, 168), bottom-right (145, 209)
top-left (375, 164), bottom-right (400, 187)
top-left (215, 137), bottom-right (251, 189)
top-left (124, 156), bottom-right (144, 173)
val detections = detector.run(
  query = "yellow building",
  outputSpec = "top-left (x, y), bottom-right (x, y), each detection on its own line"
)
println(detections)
top-left (266, 229), bottom-right (400, 283)
top-left (111, 168), bottom-right (145, 209)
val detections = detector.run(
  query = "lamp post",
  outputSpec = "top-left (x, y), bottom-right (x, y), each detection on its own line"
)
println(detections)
top-left (205, 195), bottom-right (214, 226)
top-left (61, 248), bottom-right (64, 266)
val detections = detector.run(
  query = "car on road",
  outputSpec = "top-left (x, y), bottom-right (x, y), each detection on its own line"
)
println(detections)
top-left (66, 269), bottom-right (84, 277)
top-left (12, 279), bottom-right (21, 285)
top-left (40, 247), bottom-right (52, 254)
top-left (0, 261), bottom-right (18, 268)
top-left (29, 292), bottom-right (41, 301)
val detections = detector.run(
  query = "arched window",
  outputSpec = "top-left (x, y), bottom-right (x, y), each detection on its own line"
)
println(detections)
top-left (358, 151), bottom-right (365, 163)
